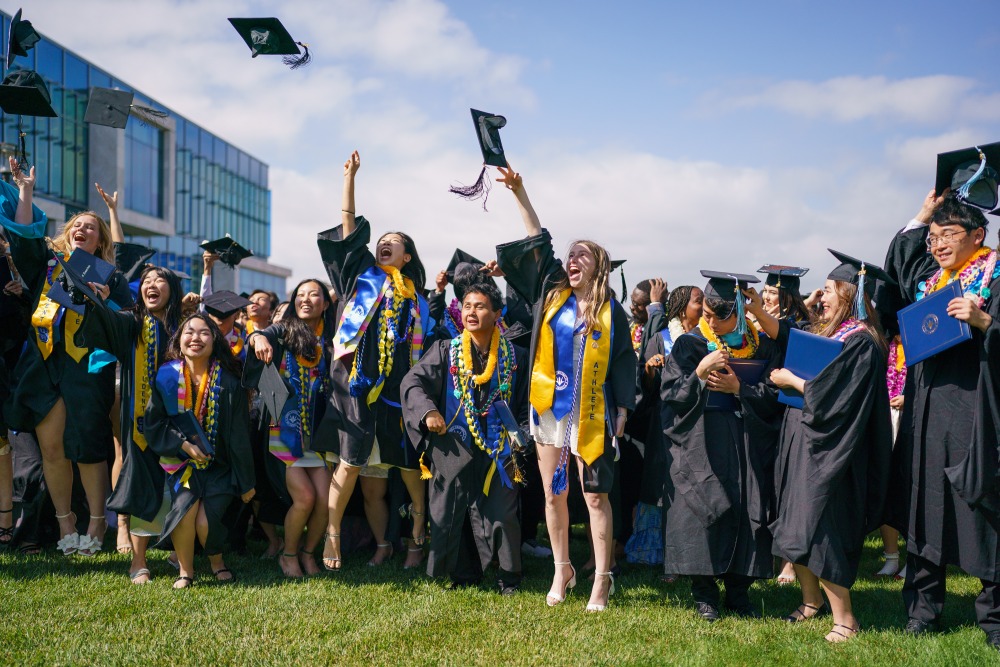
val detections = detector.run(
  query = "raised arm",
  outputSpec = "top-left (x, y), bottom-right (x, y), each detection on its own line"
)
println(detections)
top-left (744, 286), bottom-right (780, 341)
top-left (11, 158), bottom-right (35, 226)
top-left (95, 183), bottom-right (124, 243)
top-left (341, 151), bottom-right (360, 237)
top-left (496, 166), bottom-right (541, 237)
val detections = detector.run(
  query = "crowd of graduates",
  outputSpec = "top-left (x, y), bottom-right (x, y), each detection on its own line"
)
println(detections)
top-left (1, 141), bottom-right (1000, 649)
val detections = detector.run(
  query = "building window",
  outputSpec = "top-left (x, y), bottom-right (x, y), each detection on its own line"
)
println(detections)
top-left (125, 120), bottom-right (164, 218)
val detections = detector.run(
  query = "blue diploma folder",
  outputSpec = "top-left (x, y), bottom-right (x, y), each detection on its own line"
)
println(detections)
top-left (778, 328), bottom-right (844, 409)
top-left (705, 359), bottom-right (768, 411)
top-left (172, 410), bottom-right (215, 458)
top-left (898, 281), bottom-right (972, 365)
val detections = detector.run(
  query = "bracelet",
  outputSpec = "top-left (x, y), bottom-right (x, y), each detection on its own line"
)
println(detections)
top-left (342, 209), bottom-right (355, 214)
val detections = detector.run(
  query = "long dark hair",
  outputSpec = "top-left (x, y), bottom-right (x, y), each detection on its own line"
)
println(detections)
top-left (378, 231), bottom-right (426, 291)
top-left (776, 287), bottom-right (813, 324)
top-left (166, 313), bottom-right (242, 377)
top-left (133, 266), bottom-right (183, 334)
top-left (281, 278), bottom-right (335, 361)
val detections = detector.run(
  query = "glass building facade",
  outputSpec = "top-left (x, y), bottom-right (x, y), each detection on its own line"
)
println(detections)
top-left (0, 11), bottom-right (289, 295)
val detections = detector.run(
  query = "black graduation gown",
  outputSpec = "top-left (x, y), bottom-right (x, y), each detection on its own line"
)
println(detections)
top-left (145, 367), bottom-right (255, 554)
top-left (400, 339), bottom-right (530, 581)
top-left (79, 304), bottom-right (168, 521)
top-left (5, 243), bottom-right (134, 463)
top-left (313, 217), bottom-right (420, 469)
top-left (659, 330), bottom-right (782, 578)
top-left (495, 229), bottom-right (637, 476)
top-left (638, 329), bottom-right (672, 506)
top-left (882, 228), bottom-right (1000, 581)
top-left (770, 321), bottom-right (893, 587)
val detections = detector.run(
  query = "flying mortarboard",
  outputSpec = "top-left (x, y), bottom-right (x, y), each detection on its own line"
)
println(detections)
top-left (6, 9), bottom-right (40, 70)
top-left (934, 142), bottom-right (1000, 215)
top-left (827, 249), bottom-right (895, 321)
top-left (0, 69), bottom-right (57, 168)
top-left (228, 17), bottom-right (311, 69)
top-left (758, 265), bottom-right (809, 291)
top-left (203, 290), bottom-right (251, 320)
top-left (47, 248), bottom-right (116, 314)
top-left (700, 270), bottom-right (760, 334)
top-left (200, 234), bottom-right (253, 268)
top-left (84, 88), bottom-right (168, 129)
top-left (449, 108), bottom-right (509, 210)
top-left (446, 248), bottom-right (485, 282)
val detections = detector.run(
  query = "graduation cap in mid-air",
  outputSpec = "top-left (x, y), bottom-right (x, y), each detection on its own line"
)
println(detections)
top-left (6, 9), bottom-right (40, 70)
top-left (700, 270), bottom-right (760, 334)
top-left (0, 69), bottom-right (58, 168)
top-left (203, 290), bottom-right (251, 320)
top-left (449, 108), bottom-right (509, 210)
top-left (935, 142), bottom-right (1000, 215)
top-left (446, 248), bottom-right (488, 301)
top-left (228, 17), bottom-right (311, 69)
top-left (84, 88), bottom-right (168, 129)
top-left (758, 265), bottom-right (809, 293)
top-left (200, 234), bottom-right (253, 268)
top-left (47, 248), bottom-right (116, 314)
top-left (827, 249), bottom-right (895, 321)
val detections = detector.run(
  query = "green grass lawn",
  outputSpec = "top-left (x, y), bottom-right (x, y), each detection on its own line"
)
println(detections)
top-left (0, 532), bottom-right (996, 666)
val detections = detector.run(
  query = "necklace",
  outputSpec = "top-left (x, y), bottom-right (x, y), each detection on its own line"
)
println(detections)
top-left (698, 317), bottom-right (760, 359)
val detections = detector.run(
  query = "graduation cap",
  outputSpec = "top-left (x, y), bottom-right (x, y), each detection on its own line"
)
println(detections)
top-left (827, 249), bottom-right (895, 321)
top-left (700, 270), bottom-right (760, 333)
top-left (228, 17), bottom-right (311, 69)
top-left (6, 9), bottom-right (40, 70)
top-left (255, 361), bottom-right (291, 423)
top-left (935, 142), bottom-right (1000, 215)
top-left (84, 88), bottom-right (168, 129)
top-left (445, 248), bottom-right (485, 282)
top-left (449, 108), bottom-right (508, 210)
top-left (200, 234), bottom-right (253, 268)
top-left (758, 265), bottom-right (809, 292)
top-left (203, 290), bottom-right (251, 320)
top-left (47, 249), bottom-right (116, 314)
top-left (0, 69), bottom-right (57, 168)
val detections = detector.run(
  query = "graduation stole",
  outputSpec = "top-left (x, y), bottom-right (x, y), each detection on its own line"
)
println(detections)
top-left (336, 264), bottom-right (429, 405)
top-left (887, 337), bottom-right (906, 400)
top-left (130, 315), bottom-right (165, 451)
top-left (270, 321), bottom-right (329, 466)
top-left (530, 289), bottom-right (613, 465)
top-left (698, 316), bottom-right (760, 359)
top-left (443, 328), bottom-right (521, 494)
top-left (918, 246), bottom-right (999, 307)
top-left (155, 359), bottom-right (221, 490)
top-left (30, 255), bottom-right (88, 362)
top-left (227, 323), bottom-right (246, 359)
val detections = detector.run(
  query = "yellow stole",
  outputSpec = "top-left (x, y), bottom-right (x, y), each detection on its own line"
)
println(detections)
top-left (30, 260), bottom-right (88, 362)
top-left (530, 289), bottom-right (613, 464)
top-left (132, 316), bottom-right (157, 451)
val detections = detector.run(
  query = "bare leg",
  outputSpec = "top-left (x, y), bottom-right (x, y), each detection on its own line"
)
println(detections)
top-left (35, 400), bottom-right (76, 544)
top-left (325, 462), bottom-right (361, 569)
top-left (78, 461), bottom-right (109, 554)
top-left (875, 525), bottom-right (902, 577)
top-left (821, 578), bottom-right (859, 642)
top-left (299, 466), bottom-right (331, 575)
top-left (579, 458), bottom-right (614, 609)
top-left (171, 501), bottom-right (199, 588)
top-left (537, 444), bottom-right (574, 605)
top-left (129, 534), bottom-right (151, 583)
top-left (281, 466), bottom-right (313, 578)
top-left (360, 475), bottom-right (391, 565)
top-left (786, 564), bottom-right (826, 620)
top-left (778, 559), bottom-right (797, 584)
top-left (400, 469), bottom-right (427, 569)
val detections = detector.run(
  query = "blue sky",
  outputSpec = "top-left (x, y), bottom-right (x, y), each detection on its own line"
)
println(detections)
top-left (18, 0), bottom-right (1000, 295)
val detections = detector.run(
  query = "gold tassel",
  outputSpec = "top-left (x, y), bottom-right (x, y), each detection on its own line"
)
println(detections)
top-left (419, 452), bottom-right (432, 480)
top-left (511, 458), bottom-right (524, 485)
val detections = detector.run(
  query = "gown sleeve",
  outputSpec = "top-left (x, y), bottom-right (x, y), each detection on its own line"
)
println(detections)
top-left (316, 216), bottom-right (376, 301)
top-left (659, 334), bottom-right (709, 438)
top-left (608, 301), bottom-right (638, 412)
top-left (240, 323), bottom-right (286, 390)
top-left (737, 337), bottom-right (783, 427)
top-left (877, 224), bottom-right (938, 335)
top-left (224, 375), bottom-right (255, 496)
top-left (495, 229), bottom-right (564, 306)
top-left (400, 340), bottom-right (449, 451)
top-left (79, 302), bottom-right (139, 360)
top-left (512, 345), bottom-right (531, 433)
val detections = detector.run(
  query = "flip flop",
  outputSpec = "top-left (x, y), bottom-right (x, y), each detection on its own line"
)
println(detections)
top-left (129, 568), bottom-right (152, 585)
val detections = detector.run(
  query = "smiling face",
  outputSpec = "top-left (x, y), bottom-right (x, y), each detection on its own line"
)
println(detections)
top-left (67, 214), bottom-right (102, 255)
top-left (762, 285), bottom-right (780, 309)
top-left (295, 280), bottom-right (328, 322)
top-left (140, 272), bottom-right (171, 314)
top-left (462, 290), bottom-right (499, 335)
top-left (180, 317), bottom-right (214, 361)
top-left (928, 222), bottom-right (984, 271)
top-left (376, 233), bottom-right (412, 270)
top-left (820, 279), bottom-right (841, 318)
top-left (565, 243), bottom-right (597, 289)
top-left (702, 301), bottom-right (738, 336)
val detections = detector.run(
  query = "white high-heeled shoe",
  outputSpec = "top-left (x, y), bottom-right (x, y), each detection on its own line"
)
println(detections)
top-left (55, 512), bottom-right (79, 556)
top-left (586, 571), bottom-right (616, 612)
top-left (546, 561), bottom-right (577, 606)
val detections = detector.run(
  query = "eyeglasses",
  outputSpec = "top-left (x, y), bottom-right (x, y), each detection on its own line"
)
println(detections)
top-left (925, 229), bottom-right (970, 249)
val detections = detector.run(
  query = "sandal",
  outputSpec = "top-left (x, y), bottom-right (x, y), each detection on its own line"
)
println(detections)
top-left (129, 568), bottom-right (152, 585)
top-left (173, 575), bottom-right (194, 589)
top-left (586, 571), bottom-right (616, 612)
top-left (261, 538), bottom-right (284, 560)
top-left (368, 542), bottom-right (394, 567)
top-left (546, 561), bottom-right (577, 607)
top-left (55, 511), bottom-right (79, 556)
top-left (298, 548), bottom-right (321, 576)
top-left (826, 623), bottom-right (860, 643)
top-left (212, 567), bottom-right (234, 583)
top-left (0, 507), bottom-right (13, 546)
top-left (322, 532), bottom-right (341, 572)
top-left (78, 515), bottom-right (107, 557)
top-left (18, 541), bottom-right (41, 556)
top-left (279, 552), bottom-right (304, 579)
top-left (784, 602), bottom-right (828, 623)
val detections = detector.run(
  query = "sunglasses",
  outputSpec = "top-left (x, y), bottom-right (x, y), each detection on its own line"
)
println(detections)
top-left (952, 149), bottom-right (999, 212)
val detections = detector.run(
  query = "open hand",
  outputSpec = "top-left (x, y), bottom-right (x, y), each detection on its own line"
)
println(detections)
top-left (649, 278), bottom-right (668, 304)
top-left (87, 281), bottom-right (110, 301)
top-left (95, 183), bottom-right (118, 213)
top-left (495, 165), bottom-right (522, 192)
top-left (916, 187), bottom-right (949, 224)
top-left (344, 150), bottom-right (360, 178)
top-left (10, 158), bottom-right (34, 190)
top-left (481, 260), bottom-right (504, 277)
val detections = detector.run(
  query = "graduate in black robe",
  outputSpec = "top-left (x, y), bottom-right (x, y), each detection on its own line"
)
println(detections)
top-left (659, 272), bottom-right (782, 621)
top-left (145, 314), bottom-right (255, 587)
top-left (878, 190), bottom-right (1000, 648)
top-left (313, 151), bottom-right (431, 571)
top-left (493, 166), bottom-right (636, 612)
top-left (766, 251), bottom-right (893, 643)
top-left (401, 280), bottom-right (530, 592)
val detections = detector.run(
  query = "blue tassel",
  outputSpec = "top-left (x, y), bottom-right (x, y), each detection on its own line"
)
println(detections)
top-left (735, 292), bottom-right (747, 335)
top-left (349, 372), bottom-right (374, 398)
top-left (957, 148), bottom-right (987, 202)
top-left (854, 265), bottom-right (868, 320)
top-left (551, 464), bottom-right (568, 496)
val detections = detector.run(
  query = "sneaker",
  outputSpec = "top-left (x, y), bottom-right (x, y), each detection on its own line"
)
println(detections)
top-left (904, 618), bottom-right (938, 636)
top-left (521, 539), bottom-right (553, 558)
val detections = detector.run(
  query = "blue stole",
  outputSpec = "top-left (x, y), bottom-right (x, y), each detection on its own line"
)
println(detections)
top-left (444, 366), bottom-right (515, 491)
top-left (659, 328), bottom-right (675, 355)
top-left (277, 351), bottom-right (328, 458)
top-left (550, 294), bottom-right (579, 420)
top-left (335, 266), bottom-right (388, 353)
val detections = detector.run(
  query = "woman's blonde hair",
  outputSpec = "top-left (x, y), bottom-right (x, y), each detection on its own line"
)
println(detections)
top-left (814, 279), bottom-right (886, 351)
top-left (51, 211), bottom-right (115, 264)
top-left (543, 239), bottom-right (612, 333)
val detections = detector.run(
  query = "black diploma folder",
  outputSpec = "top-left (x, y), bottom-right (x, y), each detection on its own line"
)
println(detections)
top-left (172, 410), bottom-right (215, 458)
top-left (778, 328), bottom-right (844, 409)
top-left (898, 280), bottom-right (972, 365)
top-left (705, 358), bottom-right (768, 411)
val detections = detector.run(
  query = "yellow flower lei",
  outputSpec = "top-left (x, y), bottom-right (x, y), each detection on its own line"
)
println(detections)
top-left (930, 246), bottom-right (992, 293)
top-left (462, 327), bottom-right (500, 385)
top-left (374, 264), bottom-right (416, 383)
top-left (698, 316), bottom-right (760, 359)
top-left (296, 319), bottom-right (324, 369)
